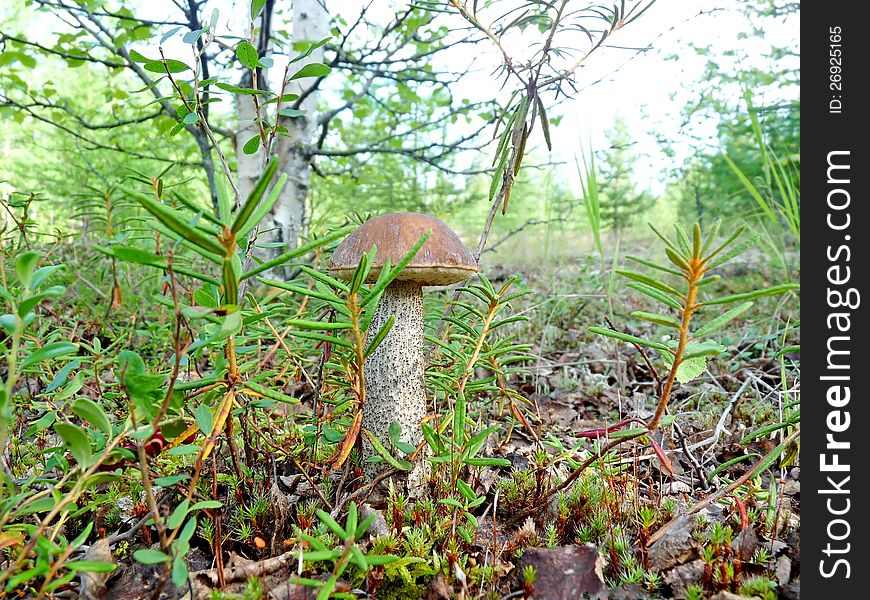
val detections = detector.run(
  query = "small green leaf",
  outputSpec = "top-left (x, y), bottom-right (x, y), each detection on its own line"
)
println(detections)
top-left (168, 499), bottom-right (191, 529)
top-left (290, 63), bottom-right (331, 80)
top-left (674, 356), bottom-right (707, 384)
top-left (315, 509), bottom-right (348, 540)
top-left (630, 311), bottom-right (680, 329)
top-left (692, 302), bottom-right (753, 337)
top-left (189, 500), bottom-right (222, 511)
top-left (364, 314), bottom-right (394, 357)
top-left (193, 403), bottom-right (214, 435)
top-left (55, 423), bottom-right (92, 467)
top-left (278, 107), bottom-right (307, 118)
top-left (615, 269), bottom-right (683, 298)
top-left (72, 398), bottom-right (112, 436)
top-left (66, 561), bottom-right (117, 573)
top-left (134, 549), bottom-right (171, 565)
top-left (172, 554), bottom-right (189, 587)
top-left (587, 327), bottom-right (670, 353)
top-left (251, 0), bottom-right (267, 20)
top-left (129, 49), bottom-right (151, 63)
top-left (143, 59), bottom-right (191, 73)
top-left (702, 284), bottom-right (799, 306)
top-left (15, 251), bottom-right (40, 289)
top-left (153, 474), bottom-right (189, 486)
top-left (388, 422), bottom-right (401, 445)
top-left (363, 429), bottom-right (411, 471)
top-left (21, 342), bottom-right (78, 368)
top-left (243, 135), bottom-right (260, 155)
top-left (236, 41), bottom-right (259, 69)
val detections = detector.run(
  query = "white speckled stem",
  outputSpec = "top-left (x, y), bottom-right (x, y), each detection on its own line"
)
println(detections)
top-left (363, 280), bottom-right (429, 495)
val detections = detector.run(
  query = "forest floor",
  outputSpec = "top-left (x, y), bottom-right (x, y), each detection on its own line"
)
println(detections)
top-left (2, 236), bottom-right (800, 600)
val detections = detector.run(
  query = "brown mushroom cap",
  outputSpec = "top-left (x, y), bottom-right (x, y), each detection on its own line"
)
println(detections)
top-left (327, 212), bottom-right (478, 285)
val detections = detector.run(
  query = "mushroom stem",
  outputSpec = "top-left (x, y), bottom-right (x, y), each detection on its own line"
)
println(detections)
top-left (363, 280), bottom-right (428, 495)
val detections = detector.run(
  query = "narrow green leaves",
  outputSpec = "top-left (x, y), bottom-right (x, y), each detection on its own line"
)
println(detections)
top-left (614, 269), bottom-right (683, 298)
top-left (586, 327), bottom-right (671, 353)
top-left (231, 159), bottom-right (279, 234)
top-left (364, 315), bottom-right (394, 357)
top-left (630, 311), bottom-right (680, 329)
top-left (359, 230), bottom-right (431, 308)
top-left (692, 302), bottom-right (753, 337)
top-left (127, 188), bottom-right (224, 256)
top-left (363, 429), bottom-right (411, 471)
top-left (702, 284), bottom-right (799, 306)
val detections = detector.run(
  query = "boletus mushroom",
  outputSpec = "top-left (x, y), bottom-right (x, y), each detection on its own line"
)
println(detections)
top-left (327, 212), bottom-right (478, 495)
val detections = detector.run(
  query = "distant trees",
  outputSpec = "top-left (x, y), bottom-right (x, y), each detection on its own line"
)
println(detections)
top-left (596, 117), bottom-right (655, 234)
top-left (662, 1), bottom-right (800, 226)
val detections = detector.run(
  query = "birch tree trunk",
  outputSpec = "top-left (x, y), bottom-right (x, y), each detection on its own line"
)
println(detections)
top-left (235, 0), bottom-right (328, 271)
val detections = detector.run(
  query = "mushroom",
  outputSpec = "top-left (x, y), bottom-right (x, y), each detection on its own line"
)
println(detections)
top-left (327, 212), bottom-right (478, 494)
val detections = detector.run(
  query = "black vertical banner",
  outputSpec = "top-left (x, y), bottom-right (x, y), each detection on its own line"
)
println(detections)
top-left (803, 6), bottom-right (869, 597)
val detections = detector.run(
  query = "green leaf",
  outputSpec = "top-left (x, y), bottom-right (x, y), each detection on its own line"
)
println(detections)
top-left (168, 499), bottom-right (191, 529)
top-left (55, 422), bottom-right (92, 467)
top-left (111, 246), bottom-right (168, 268)
top-left (153, 474), bottom-right (189, 486)
top-left (72, 398), bottom-right (112, 436)
top-left (625, 255), bottom-right (681, 276)
top-left (626, 282), bottom-right (683, 310)
top-left (364, 314), bottom-right (394, 357)
top-left (236, 41), bottom-right (259, 69)
top-left (673, 356), bottom-right (707, 384)
top-left (665, 248), bottom-right (690, 271)
top-left (215, 82), bottom-right (273, 95)
top-left (193, 403), bottom-right (214, 435)
top-left (66, 560), bottom-right (117, 573)
top-left (587, 327), bottom-right (671, 353)
top-left (359, 231), bottom-right (432, 308)
top-left (235, 173), bottom-right (287, 238)
top-left (615, 269), bottom-right (683, 298)
top-left (463, 457), bottom-right (511, 467)
top-left (172, 554), bottom-right (189, 587)
top-left (243, 135), bottom-right (260, 155)
top-left (251, 0), bottom-right (267, 20)
top-left (290, 63), bottom-right (331, 80)
top-left (692, 302), bottom-right (753, 337)
top-left (183, 29), bottom-right (203, 44)
top-left (15, 251), bottom-right (40, 289)
top-left (179, 515), bottom-right (197, 543)
top-left (315, 509), bottom-right (348, 540)
top-left (363, 429), bottom-right (411, 471)
top-left (126, 188), bottom-right (225, 256)
top-left (679, 340), bottom-right (727, 360)
top-left (388, 422), bottom-right (401, 445)
top-left (211, 311), bottom-right (242, 343)
top-left (242, 225), bottom-right (355, 279)
top-left (278, 107), bottom-right (307, 118)
top-left (21, 342), bottom-right (78, 368)
top-left (189, 500), bottom-right (222, 511)
top-left (134, 549), bottom-right (171, 565)
top-left (129, 49), bottom-right (151, 63)
top-left (143, 59), bottom-right (191, 73)
top-left (232, 159), bottom-right (279, 234)
top-left (454, 391), bottom-right (466, 442)
top-left (18, 286), bottom-right (65, 316)
top-left (702, 284), bottom-right (799, 306)
top-left (630, 311), bottom-right (680, 329)
top-left (345, 502), bottom-right (358, 540)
